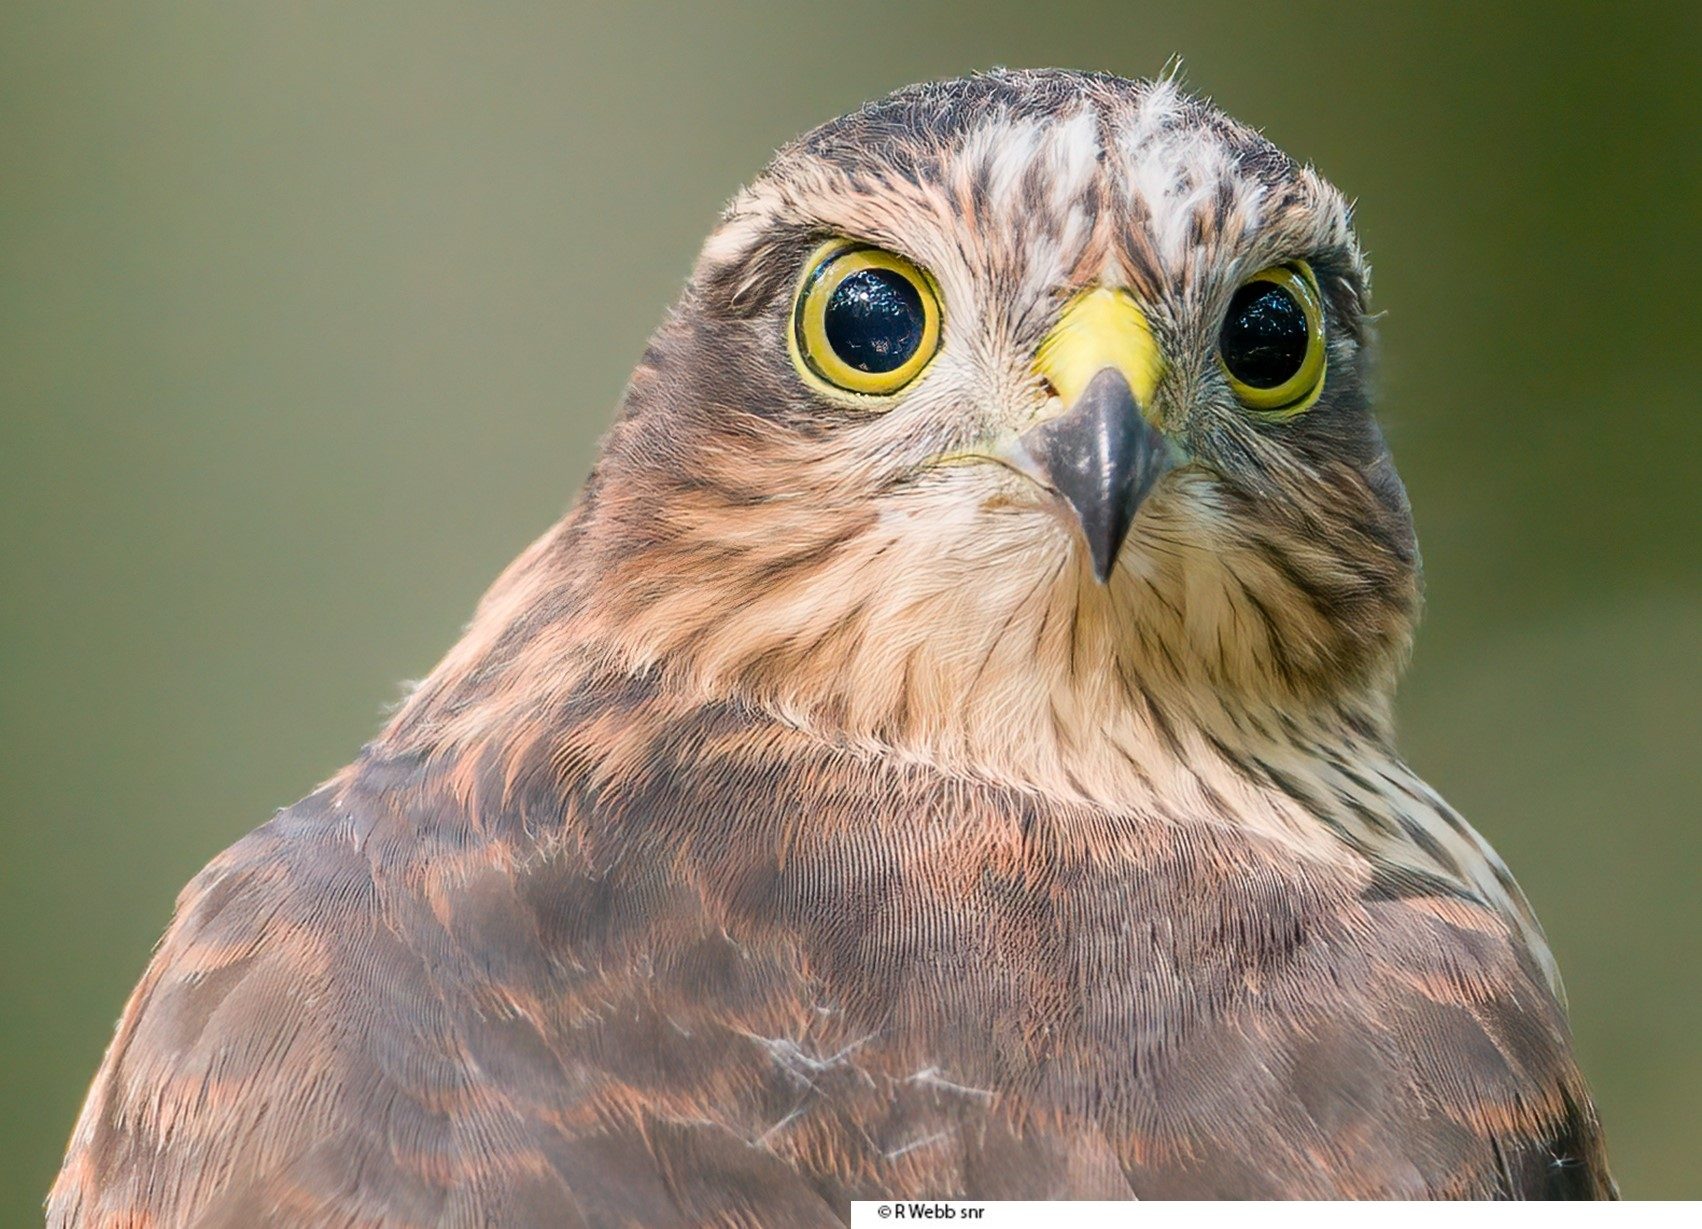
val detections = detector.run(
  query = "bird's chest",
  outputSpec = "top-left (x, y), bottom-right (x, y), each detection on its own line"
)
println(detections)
top-left (422, 739), bottom-right (1552, 1199)
top-left (551, 759), bottom-right (1354, 1119)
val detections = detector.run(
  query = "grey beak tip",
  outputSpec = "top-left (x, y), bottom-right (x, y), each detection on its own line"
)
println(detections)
top-left (1089, 546), bottom-right (1117, 584)
top-left (1025, 368), bottom-right (1174, 585)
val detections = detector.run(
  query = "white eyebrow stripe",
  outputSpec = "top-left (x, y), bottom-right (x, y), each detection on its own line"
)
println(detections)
top-left (1112, 91), bottom-right (1280, 274)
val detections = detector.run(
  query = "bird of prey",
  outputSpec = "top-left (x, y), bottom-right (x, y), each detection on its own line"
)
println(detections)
top-left (51, 69), bottom-right (1613, 1223)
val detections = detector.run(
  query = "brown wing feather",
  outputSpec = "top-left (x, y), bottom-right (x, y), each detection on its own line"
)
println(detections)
top-left (48, 771), bottom-right (842, 1228)
top-left (51, 689), bottom-right (1610, 1224)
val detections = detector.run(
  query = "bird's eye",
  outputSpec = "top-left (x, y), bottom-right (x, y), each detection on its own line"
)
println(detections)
top-left (1218, 261), bottom-right (1327, 418)
top-left (790, 242), bottom-right (942, 397)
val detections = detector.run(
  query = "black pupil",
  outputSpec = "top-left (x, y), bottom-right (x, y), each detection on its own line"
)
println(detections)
top-left (822, 267), bottom-right (924, 373)
top-left (1220, 281), bottom-right (1310, 388)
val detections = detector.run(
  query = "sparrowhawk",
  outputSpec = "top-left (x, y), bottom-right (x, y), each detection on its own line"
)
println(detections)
top-left (51, 69), bottom-right (1613, 1224)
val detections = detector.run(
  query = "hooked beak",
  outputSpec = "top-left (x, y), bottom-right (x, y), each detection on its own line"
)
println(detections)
top-left (1002, 288), bottom-right (1179, 582)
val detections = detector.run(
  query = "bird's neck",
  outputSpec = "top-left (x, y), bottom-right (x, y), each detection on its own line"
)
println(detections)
top-left (384, 506), bottom-right (1552, 991)
top-left (518, 497), bottom-right (1410, 797)
top-left (389, 502), bottom-right (1402, 853)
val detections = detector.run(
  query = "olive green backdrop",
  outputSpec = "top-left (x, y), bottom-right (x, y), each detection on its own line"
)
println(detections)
top-left (3, 1), bottom-right (1697, 1212)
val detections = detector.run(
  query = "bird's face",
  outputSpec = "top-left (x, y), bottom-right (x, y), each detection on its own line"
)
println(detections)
top-left (584, 72), bottom-right (1420, 750)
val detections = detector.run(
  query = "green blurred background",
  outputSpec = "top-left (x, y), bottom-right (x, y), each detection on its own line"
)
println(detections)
top-left (2, 1), bottom-right (1697, 1212)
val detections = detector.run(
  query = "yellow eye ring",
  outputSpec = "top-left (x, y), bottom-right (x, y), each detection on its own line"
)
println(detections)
top-left (788, 241), bottom-right (942, 398)
top-left (1218, 261), bottom-right (1327, 418)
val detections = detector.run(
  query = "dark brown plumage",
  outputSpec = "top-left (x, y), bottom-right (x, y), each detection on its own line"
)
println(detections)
top-left (52, 70), bottom-right (1611, 1224)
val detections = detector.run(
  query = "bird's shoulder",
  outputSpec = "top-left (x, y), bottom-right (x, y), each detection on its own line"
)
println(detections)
top-left (52, 706), bottom-right (1612, 1221)
top-left (49, 751), bottom-right (856, 1227)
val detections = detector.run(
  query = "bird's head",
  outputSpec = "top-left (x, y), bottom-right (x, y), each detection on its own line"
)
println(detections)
top-left (566, 70), bottom-right (1421, 785)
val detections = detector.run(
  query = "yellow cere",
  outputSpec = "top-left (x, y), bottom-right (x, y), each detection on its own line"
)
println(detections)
top-left (1034, 287), bottom-right (1164, 410)
top-left (789, 241), bottom-right (942, 398)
